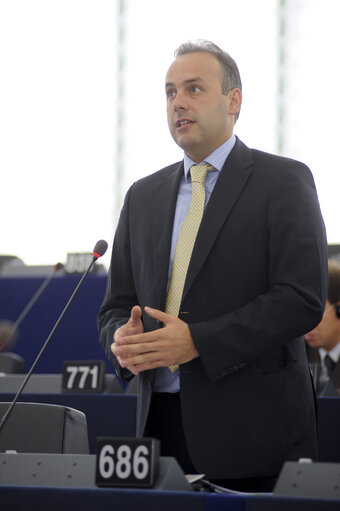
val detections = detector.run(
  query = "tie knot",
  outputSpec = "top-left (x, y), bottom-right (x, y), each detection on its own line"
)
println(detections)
top-left (190, 163), bottom-right (214, 183)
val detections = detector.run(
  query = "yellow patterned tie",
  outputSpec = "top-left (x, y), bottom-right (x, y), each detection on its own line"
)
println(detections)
top-left (166, 163), bottom-right (213, 372)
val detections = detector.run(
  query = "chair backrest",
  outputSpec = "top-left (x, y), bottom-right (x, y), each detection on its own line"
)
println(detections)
top-left (0, 402), bottom-right (89, 454)
top-left (0, 353), bottom-right (26, 374)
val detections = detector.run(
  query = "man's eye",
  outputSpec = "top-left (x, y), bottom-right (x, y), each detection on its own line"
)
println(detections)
top-left (191, 85), bottom-right (201, 93)
top-left (167, 90), bottom-right (176, 99)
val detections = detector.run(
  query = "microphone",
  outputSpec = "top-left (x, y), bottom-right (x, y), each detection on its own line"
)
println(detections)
top-left (0, 320), bottom-right (17, 352)
top-left (0, 262), bottom-right (64, 352)
top-left (0, 239), bottom-right (108, 436)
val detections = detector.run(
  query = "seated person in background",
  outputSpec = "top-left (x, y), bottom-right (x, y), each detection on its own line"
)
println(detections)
top-left (305, 260), bottom-right (340, 396)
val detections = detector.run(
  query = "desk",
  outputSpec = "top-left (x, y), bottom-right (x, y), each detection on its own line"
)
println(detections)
top-left (246, 494), bottom-right (340, 510)
top-left (0, 486), bottom-right (209, 511)
top-left (0, 373), bottom-right (129, 393)
top-left (0, 273), bottom-right (109, 373)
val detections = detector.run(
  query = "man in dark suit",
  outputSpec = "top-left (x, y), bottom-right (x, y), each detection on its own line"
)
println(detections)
top-left (305, 260), bottom-right (340, 396)
top-left (98, 40), bottom-right (328, 492)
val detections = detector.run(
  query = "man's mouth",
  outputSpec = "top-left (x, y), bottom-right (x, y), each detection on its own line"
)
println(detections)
top-left (175, 118), bottom-right (194, 128)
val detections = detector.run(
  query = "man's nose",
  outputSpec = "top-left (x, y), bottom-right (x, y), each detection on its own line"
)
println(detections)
top-left (304, 331), bottom-right (314, 341)
top-left (172, 90), bottom-right (188, 111)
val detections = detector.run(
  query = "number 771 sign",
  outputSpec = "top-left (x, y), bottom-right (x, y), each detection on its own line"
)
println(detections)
top-left (61, 360), bottom-right (106, 392)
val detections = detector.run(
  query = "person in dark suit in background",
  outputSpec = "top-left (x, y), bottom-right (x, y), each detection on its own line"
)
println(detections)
top-left (98, 40), bottom-right (328, 492)
top-left (305, 260), bottom-right (340, 396)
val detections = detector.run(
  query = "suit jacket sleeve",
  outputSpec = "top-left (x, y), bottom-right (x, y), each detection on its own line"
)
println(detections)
top-left (98, 186), bottom-right (137, 381)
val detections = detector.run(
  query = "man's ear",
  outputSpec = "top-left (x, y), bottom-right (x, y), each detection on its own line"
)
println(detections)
top-left (228, 88), bottom-right (242, 116)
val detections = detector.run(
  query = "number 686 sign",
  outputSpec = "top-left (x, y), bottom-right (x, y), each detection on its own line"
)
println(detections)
top-left (95, 437), bottom-right (160, 487)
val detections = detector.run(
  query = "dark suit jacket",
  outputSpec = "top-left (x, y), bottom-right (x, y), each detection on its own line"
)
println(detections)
top-left (98, 137), bottom-right (328, 479)
top-left (306, 344), bottom-right (340, 396)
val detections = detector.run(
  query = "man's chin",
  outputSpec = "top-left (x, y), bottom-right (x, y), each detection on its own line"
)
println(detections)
top-left (174, 134), bottom-right (196, 150)
top-left (305, 338), bottom-right (320, 349)
top-left (174, 138), bottom-right (205, 162)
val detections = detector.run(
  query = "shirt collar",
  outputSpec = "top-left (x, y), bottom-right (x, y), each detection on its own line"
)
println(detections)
top-left (320, 342), bottom-right (340, 364)
top-left (183, 134), bottom-right (236, 180)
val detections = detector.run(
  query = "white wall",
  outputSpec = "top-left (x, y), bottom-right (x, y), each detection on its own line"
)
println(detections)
top-left (0, 0), bottom-right (339, 269)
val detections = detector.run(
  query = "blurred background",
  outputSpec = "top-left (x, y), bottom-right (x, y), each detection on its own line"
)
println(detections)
top-left (1, 0), bottom-right (339, 269)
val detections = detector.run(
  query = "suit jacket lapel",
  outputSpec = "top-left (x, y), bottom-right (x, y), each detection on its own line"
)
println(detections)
top-left (153, 161), bottom-right (183, 309)
top-left (182, 139), bottom-right (254, 299)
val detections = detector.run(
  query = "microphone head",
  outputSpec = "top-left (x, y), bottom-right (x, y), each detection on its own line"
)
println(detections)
top-left (54, 262), bottom-right (64, 272)
top-left (93, 240), bottom-right (108, 259)
top-left (0, 320), bottom-right (18, 351)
